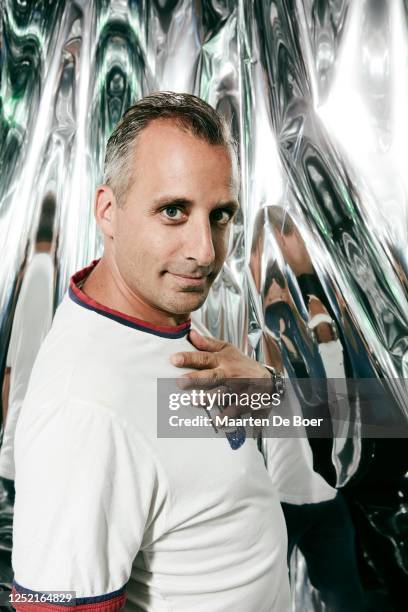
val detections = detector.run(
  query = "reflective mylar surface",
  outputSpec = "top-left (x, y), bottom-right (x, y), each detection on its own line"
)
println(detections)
top-left (0, 1), bottom-right (407, 609)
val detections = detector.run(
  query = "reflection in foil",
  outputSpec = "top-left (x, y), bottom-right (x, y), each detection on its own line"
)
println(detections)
top-left (0, 1), bottom-right (407, 610)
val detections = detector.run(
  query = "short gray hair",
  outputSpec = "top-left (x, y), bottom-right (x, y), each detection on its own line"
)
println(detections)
top-left (104, 91), bottom-right (238, 205)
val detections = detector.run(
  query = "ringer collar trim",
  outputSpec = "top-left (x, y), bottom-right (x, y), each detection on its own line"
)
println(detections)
top-left (69, 259), bottom-right (191, 339)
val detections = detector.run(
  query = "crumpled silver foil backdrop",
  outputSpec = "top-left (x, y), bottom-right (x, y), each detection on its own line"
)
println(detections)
top-left (0, 0), bottom-right (407, 610)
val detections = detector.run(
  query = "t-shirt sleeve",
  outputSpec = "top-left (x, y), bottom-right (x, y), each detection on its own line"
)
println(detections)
top-left (261, 379), bottom-right (336, 505)
top-left (12, 399), bottom-right (161, 610)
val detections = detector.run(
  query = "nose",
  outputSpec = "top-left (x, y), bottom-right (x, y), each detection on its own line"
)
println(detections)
top-left (182, 215), bottom-right (215, 268)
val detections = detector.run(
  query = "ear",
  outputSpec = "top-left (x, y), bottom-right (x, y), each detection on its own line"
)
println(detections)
top-left (94, 185), bottom-right (116, 239)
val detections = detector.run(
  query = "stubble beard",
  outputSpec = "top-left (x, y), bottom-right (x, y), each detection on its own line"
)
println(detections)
top-left (161, 288), bottom-right (209, 315)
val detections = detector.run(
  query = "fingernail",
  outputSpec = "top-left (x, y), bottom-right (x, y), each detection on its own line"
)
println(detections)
top-left (171, 355), bottom-right (183, 366)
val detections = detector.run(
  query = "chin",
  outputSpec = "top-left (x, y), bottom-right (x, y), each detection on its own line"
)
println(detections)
top-left (165, 293), bottom-right (208, 315)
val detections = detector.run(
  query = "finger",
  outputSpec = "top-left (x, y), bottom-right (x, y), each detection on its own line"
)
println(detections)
top-left (191, 386), bottom-right (232, 410)
top-left (187, 329), bottom-right (226, 352)
top-left (171, 350), bottom-right (218, 370)
top-left (176, 368), bottom-right (225, 390)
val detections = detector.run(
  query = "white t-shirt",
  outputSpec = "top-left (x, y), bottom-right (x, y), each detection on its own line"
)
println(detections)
top-left (0, 252), bottom-right (54, 480)
top-left (12, 261), bottom-right (290, 612)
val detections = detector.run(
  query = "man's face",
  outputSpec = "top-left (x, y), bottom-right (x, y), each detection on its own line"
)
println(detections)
top-left (109, 119), bottom-right (238, 318)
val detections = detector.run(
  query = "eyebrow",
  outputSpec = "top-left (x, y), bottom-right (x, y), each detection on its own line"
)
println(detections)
top-left (152, 197), bottom-right (192, 208)
top-left (152, 196), bottom-right (240, 213)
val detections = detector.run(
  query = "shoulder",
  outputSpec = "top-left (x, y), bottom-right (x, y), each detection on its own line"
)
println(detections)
top-left (24, 294), bottom-right (144, 406)
top-left (15, 397), bottom-right (160, 483)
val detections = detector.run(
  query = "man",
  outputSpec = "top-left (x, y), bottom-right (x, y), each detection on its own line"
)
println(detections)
top-left (12, 93), bottom-right (290, 611)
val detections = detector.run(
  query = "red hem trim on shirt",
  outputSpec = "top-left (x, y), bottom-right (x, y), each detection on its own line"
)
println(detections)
top-left (11, 586), bottom-right (126, 611)
top-left (69, 259), bottom-right (191, 334)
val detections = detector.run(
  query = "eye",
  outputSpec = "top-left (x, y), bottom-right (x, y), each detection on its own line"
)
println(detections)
top-left (162, 206), bottom-right (185, 221)
top-left (211, 208), bottom-right (233, 225)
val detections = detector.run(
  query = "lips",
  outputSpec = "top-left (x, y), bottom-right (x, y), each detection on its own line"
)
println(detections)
top-left (167, 272), bottom-right (208, 286)
top-left (174, 274), bottom-right (205, 280)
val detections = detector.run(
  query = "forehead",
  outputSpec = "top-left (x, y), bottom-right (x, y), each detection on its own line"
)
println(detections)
top-left (129, 119), bottom-right (239, 195)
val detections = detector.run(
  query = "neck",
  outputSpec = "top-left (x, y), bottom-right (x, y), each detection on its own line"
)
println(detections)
top-left (82, 256), bottom-right (190, 327)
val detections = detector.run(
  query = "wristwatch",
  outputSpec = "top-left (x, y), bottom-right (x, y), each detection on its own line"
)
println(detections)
top-left (263, 365), bottom-right (286, 398)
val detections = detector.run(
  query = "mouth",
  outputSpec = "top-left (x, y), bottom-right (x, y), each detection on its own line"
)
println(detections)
top-left (167, 272), bottom-right (209, 287)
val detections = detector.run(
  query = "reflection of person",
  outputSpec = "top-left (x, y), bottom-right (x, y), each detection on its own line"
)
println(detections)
top-left (0, 194), bottom-right (56, 491)
top-left (265, 212), bottom-right (408, 606)
top-left (263, 206), bottom-right (343, 363)
top-left (247, 206), bottom-right (365, 611)
top-left (12, 93), bottom-right (290, 611)
top-left (263, 260), bottom-right (327, 380)
top-left (265, 206), bottom-right (372, 380)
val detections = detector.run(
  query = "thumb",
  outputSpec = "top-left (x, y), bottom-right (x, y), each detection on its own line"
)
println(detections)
top-left (188, 329), bottom-right (225, 352)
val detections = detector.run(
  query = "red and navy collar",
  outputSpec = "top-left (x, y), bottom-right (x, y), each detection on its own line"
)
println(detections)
top-left (69, 259), bottom-right (191, 339)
